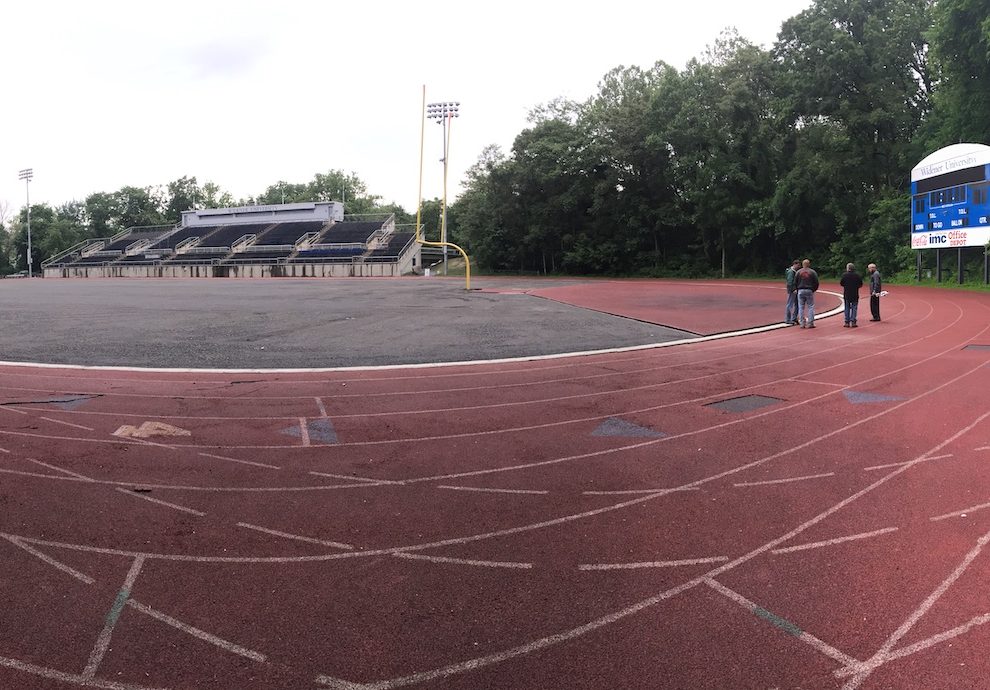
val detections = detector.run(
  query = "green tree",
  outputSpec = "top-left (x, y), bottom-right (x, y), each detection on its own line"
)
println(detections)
top-left (927, 0), bottom-right (990, 145)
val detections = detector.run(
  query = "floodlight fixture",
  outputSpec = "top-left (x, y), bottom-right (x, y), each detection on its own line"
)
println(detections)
top-left (17, 168), bottom-right (34, 278)
top-left (425, 101), bottom-right (461, 275)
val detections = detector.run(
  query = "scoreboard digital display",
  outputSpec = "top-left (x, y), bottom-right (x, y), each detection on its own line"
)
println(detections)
top-left (910, 143), bottom-right (990, 249)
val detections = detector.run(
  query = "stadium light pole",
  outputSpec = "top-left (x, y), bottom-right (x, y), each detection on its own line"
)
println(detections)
top-left (426, 100), bottom-right (459, 275)
top-left (18, 168), bottom-right (33, 277)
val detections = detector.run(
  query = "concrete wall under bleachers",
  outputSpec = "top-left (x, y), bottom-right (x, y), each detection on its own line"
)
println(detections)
top-left (44, 255), bottom-right (422, 279)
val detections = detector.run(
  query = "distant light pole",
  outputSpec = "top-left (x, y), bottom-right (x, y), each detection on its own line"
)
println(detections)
top-left (426, 100), bottom-right (459, 275)
top-left (18, 168), bottom-right (33, 277)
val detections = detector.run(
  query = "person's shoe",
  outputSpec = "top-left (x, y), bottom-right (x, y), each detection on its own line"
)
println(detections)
top-left (800, 324), bottom-right (806, 329)
top-left (870, 318), bottom-right (880, 322)
top-left (851, 323), bottom-right (858, 328)
top-left (843, 323), bottom-right (850, 328)
top-left (808, 324), bottom-right (815, 328)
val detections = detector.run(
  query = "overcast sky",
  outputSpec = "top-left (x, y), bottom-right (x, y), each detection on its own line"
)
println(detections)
top-left (1, 0), bottom-right (813, 221)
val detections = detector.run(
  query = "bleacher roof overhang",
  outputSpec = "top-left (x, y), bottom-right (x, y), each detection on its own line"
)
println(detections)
top-left (181, 201), bottom-right (344, 228)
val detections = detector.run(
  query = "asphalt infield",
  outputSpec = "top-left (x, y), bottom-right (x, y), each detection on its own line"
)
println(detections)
top-left (0, 277), bottom-right (696, 369)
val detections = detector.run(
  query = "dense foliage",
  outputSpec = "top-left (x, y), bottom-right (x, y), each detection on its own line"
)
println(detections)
top-left (448, 0), bottom-right (985, 278)
top-left (2, 0), bottom-right (987, 279)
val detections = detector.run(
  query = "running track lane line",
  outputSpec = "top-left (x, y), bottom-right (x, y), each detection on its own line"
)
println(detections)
top-left (0, 291), bottom-right (846, 375)
top-left (3, 536), bottom-right (269, 666)
top-left (310, 410), bottom-right (990, 690)
top-left (2, 360), bottom-right (985, 568)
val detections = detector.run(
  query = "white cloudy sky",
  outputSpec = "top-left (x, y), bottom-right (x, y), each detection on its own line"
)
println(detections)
top-left (1, 0), bottom-right (813, 219)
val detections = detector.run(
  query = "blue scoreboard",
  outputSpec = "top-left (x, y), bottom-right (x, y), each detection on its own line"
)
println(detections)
top-left (910, 143), bottom-right (990, 249)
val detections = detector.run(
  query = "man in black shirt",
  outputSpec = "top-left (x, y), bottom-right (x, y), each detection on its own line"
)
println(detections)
top-left (839, 263), bottom-right (864, 327)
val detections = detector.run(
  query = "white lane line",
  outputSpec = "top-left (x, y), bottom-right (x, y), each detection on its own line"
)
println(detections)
top-left (704, 578), bottom-right (861, 668)
top-left (864, 454), bottom-right (954, 471)
top-left (6, 363), bottom-right (989, 566)
top-left (582, 487), bottom-right (700, 496)
top-left (859, 612), bottom-right (990, 671)
top-left (0, 467), bottom-right (399, 492)
top-left (0, 654), bottom-right (163, 690)
top-left (28, 458), bottom-right (94, 481)
top-left (309, 471), bottom-right (401, 485)
top-left (315, 396), bottom-right (328, 418)
top-left (976, 446), bottom-right (989, 452)
top-left (771, 527), bottom-right (899, 555)
top-left (0, 298), bottom-right (842, 375)
top-left (40, 415), bottom-right (95, 432)
top-left (734, 472), bottom-right (835, 487)
top-left (125, 600), bottom-right (267, 663)
top-left (3, 532), bottom-right (270, 668)
top-left (116, 489), bottom-right (206, 517)
top-left (392, 553), bottom-right (532, 569)
top-left (789, 379), bottom-right (848, 389)
top-left (82, 556), bottom-right (145, 679)
top-left (579, 557), bottom-right (728, 571)
top-left (198, 451), bottom-right (281, 470)
top-left (930, 501), bottom-right (990, 522)
top-left (237, 522), bottom-right (354, 550)
top-left (438, 485), bottom-right (549, 496)
top-left (0, 405), bottom-right (28, 415)
top-left (299, 417), bottom-right (311, 447)
top-left (839, 525), bottom-right (990, 688)
top-left (2, 535), bottom-right (95, 585)
top-left (0, 445), bottom-right (10, 453)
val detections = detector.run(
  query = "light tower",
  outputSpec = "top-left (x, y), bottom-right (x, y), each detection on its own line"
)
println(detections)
top-left (425, 101), bottom-right (459, 275)
top-left (18, 168), bottom-right (33, 277)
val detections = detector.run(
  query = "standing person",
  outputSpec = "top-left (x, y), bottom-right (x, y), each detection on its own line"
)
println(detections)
top-left (868, 263), bottom-right (882, 321)
top-left (785, 259), bottom-right (801, 325)
top-left (839, 263), bottom-right (864, 327)
top-left (795, 258), bottom-right (820, 328)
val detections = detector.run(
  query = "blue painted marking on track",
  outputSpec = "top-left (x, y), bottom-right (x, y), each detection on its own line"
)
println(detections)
top-left (844, 390), bottom-right (905, 404)
top-left (307, 418), bottom-right (338, 444)
top-left (49, 397), bottom-right (94, 411)
top-left (280, 419), bottom-right (338, 444)
top-left (592, 417), bottom-right (666, 438)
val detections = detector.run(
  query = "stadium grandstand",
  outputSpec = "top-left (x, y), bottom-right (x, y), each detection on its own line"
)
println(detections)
top-left (42, 202), bottom-right (422, 278)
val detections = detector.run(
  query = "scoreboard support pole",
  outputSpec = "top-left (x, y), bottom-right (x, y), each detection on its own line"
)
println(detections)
top-left (984, 246), bottom-right (988, 285)
top-left (917, 251), bottom-right (922, 281)
top-left (936, 249), bottom-right (942, 283)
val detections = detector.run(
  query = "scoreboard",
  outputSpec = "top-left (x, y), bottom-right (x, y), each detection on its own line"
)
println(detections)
top-left (910, 143), bottom-right (990, 249)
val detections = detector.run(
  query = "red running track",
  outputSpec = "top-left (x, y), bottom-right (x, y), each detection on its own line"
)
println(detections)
top-left (1, 281), bottom-right (989, 689)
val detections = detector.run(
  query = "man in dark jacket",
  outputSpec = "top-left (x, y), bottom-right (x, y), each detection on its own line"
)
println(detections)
top-left (795, 259), bottom-right (820, 328)
top-left (839, 263), bottom-right (864, 327)
top-left (785, 259), bottom-right (801, 325)
top-left (868, 263), bottom-right (882, 321)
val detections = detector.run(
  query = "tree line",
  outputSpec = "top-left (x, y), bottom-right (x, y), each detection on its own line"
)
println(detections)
top-left (445, 0), bottom-right (988, 278)
top-left (3, 0), bottom-right (987, 279)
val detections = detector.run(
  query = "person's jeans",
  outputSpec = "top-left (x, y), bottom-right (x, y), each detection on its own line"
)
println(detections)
top-left (844, 299), bottom-right (859, 324)
top-left (786, 290), bottom-right (798, 323)
top-left (798, 289), bottom-right (815, 325)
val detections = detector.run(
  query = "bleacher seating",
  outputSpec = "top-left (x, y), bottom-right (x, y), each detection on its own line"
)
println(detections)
top-left (68, 256), bottom-right (115, 266)
top-left (292, 247), bottom-right (365, 260)
top-left (256, 221), bottom-right (326, 245)
top-left (319, 221), bottom-right (382, 244)
top-left (225, 249), bottom-right (294, 262)
top-left (143, 227), bottom-right (203, 251)
top-left (163, 247), bottom-right (228, 263)
top-left (197, 223), bottom-right (272, 248)
top-left (368, 233), bottom-right (414, 257)
top-left (103, 229), bottom-right (169, 252)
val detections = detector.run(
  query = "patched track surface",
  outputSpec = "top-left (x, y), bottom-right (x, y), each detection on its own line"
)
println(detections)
top-left (2, 280), bottom-right (989, 689)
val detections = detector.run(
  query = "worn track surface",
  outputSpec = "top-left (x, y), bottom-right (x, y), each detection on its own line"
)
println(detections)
top-left (2, 280), bottom-right (989, 689)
